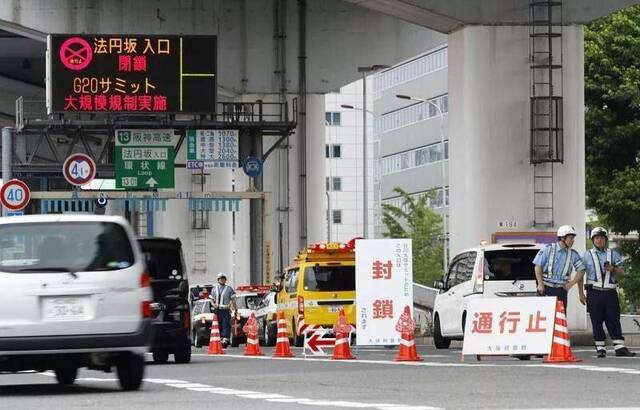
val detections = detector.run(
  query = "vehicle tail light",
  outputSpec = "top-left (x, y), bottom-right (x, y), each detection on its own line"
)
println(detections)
top-left (182, 311), bottom-right (190, 330)
top-left (140, 271), bottom-right (150, 288)
top-left (141, 301), bottom-right (152, 318)
top-left (297, 295), bottom-right (305, 314)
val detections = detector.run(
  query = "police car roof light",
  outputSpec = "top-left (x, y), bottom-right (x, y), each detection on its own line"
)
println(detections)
top-left (236, 285), bottom-right (272, 294)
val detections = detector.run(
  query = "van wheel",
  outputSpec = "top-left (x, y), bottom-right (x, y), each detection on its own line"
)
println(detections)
top-left (54, 365), bottom-right (78, 385)
top-left (117, 353), bottom-right (145, 391)
top-left (174, 340), bottom-right (192, 364)
top-left (433, 315), bottom-right (451, 349)
top-left (152, 350), bottom-right (169, 364)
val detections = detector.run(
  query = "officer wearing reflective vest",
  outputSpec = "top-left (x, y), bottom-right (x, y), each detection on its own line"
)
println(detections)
top-left (210, 272), bottom-right (236, 347)
top-left (533, 225), bottom-right (586, 309)
top-left (582, 227), bottom-right (636, 357)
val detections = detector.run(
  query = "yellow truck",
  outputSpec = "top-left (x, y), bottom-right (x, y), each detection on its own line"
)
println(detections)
top-left (277, 240), bottom-right (357, 346)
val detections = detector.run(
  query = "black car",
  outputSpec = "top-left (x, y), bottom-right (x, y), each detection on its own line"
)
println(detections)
top-left (139, 238), bottom-right (191, 364)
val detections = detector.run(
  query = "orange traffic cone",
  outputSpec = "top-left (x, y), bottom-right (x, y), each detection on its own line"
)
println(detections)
top-left (331, 308), bottom-right (355, 360)
top-left (243, 312), bottom-right (263, 356)
top-left (207, 313), bottom-right (225, 355)
top-left (395, 306), bottom-right (422, 362)
top-left (544, 299), bottom-right (581, 363)
top-left (273, 311), bottom-right (295, 358)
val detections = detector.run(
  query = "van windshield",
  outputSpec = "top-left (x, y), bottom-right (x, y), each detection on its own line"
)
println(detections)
top-left (303, 265), bottom-right (355, 292)
top-left (484, 250), bottom-right (539, 281)
top-left (0, 222), bottom-right (134, 273)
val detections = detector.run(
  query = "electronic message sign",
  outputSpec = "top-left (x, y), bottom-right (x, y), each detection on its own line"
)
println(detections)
top-left (47, 35), bottom-right (216, 114)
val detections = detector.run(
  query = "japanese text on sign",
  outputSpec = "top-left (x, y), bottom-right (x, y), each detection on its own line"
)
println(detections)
top-left (48, 35), bottom-right (217, 114)
top-left (356, 239), bottom-right (413, 346)
top-left (462, 297), bottom-right (556, 356)
top-left (186, 129), bottom-right (239, 169)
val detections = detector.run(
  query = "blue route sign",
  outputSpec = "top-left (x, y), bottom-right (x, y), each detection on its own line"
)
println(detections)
top-left (243, 156), bottom-right (263, 178)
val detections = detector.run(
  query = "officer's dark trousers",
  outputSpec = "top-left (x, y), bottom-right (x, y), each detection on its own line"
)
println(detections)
top-left (544, 286), bottom-right (568, 310)
top-left (587, 289), bottom-right (624, 348)
top-left (215, 308), bottom-right (232, 339)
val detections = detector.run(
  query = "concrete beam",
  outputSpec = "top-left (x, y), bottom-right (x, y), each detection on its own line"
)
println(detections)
top-left (343, 0), bottom-right (640, 33)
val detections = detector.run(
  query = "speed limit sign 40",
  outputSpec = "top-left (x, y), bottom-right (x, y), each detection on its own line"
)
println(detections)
top-left (63, 153), bottom-right (96, 186)
top-left (1, 179), bottom-right (31, 211)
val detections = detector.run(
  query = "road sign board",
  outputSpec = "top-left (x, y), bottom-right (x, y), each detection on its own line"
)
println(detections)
top-left (243, 156), bottom-right (263, 177)
top-left (303, 328), bottom-right (336, 356)
top-left (63, 153), bottom-right (96, 186)
top-left (356, 239), bottom-right (413, 346)
top-left (186, 129), bottom-right (239, 169)
top-left (1, 179), bottom-right (31, 211)
top-left (48, 34), bottom-right (217, 114)
top-left (115, 129), bottom-right (176, 189)
top-left (5, 211), bottom-right (24, 217)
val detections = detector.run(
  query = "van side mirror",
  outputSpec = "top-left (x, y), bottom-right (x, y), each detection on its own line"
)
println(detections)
top-left (433, 280), bottom-right (445, 290)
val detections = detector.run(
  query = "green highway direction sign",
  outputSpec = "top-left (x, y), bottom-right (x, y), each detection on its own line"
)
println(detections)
top-left (115, 129), bottom-right (176, 189)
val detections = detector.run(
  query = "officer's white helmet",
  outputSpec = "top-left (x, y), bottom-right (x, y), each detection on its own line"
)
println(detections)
top-left (590, 227), bottom-right (608, 240)
top-left (217, 272), bottom-right (227, 280)
top-left (557, 225), bottom-right (577, 238)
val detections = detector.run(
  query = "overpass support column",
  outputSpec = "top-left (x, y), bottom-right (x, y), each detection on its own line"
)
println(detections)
top-left (448, 25), bottom-right (586, 329)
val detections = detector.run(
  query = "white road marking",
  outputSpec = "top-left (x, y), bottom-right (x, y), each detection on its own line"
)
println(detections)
top-left (141, 379), bottom-right (440, 409)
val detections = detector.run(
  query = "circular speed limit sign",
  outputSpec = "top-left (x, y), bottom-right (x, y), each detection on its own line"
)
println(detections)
top-left (63, 153), bottom-right (96, 186)
top-left (0, 179), bottom-right (31, 211)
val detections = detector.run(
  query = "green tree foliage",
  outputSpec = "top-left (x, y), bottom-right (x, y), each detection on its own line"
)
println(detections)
top-left (585, 7), bottom-right (640, 310)
top-left (382, 187), bottom-right (444, 286)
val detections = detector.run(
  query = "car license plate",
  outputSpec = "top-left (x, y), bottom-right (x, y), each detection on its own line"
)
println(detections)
top-left (43, 297), bottom-right (88, 321)
top-left (328, 305), bottom-right (343, 313)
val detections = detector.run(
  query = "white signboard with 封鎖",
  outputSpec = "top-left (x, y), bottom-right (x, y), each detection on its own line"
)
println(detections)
top-left (355, 239), bottom-right (413, 346)
top-left (462, 297), bottom-right (556, 356)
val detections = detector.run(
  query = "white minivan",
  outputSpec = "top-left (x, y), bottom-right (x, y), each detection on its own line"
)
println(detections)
top-left (0, 215), bottom-right (152, 390)
top-left (432, 243), bottom-right (542, 349)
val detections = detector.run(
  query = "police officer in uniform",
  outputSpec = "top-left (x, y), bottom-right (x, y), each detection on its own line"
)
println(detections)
top-left (211, 272), bottom-right (236, 348)
top-left (533, 225), bottom-right (586, 309)
top-left (582, 227), bottom-right (636, 358)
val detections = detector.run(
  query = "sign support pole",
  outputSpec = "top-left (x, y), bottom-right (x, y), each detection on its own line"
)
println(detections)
top-left (250, 130), bottom-right (264, 285)
top-left (2, 127), bottom-right (13, 216)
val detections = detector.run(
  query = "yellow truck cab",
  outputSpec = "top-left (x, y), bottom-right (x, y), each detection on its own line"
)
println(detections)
top-left (277, 240), bottom-right (356, 346)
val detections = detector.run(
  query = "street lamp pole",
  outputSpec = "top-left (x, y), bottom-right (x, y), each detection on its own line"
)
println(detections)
top-left (357, 65), bottom-right (389, 239)
top-left (397, 94), bottom-right (448, 272)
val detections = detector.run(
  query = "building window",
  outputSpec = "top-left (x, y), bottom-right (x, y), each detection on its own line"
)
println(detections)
top-left (325, 144), bottom-right (341, 158)
top-left (326, 177), bottom-right (342, 191)
top-left (374, 94), bottom-right (448, 135)
top-left (325, 111), bottom-right (341, 126)
top-left (381, 141), bottom-right (449, 176)
top-left (332, 210), bottom-right (342, 224)
top-left (382, 187), bottom-right (449, 211)
top-left (373, 47), bottom-right (448, 99)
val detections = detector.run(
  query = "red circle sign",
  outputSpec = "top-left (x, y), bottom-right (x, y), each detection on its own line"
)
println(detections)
top-left (63, 153), bottom-right (96, 186)
top-left (0, 179), bottom-right (31, 211)
top-left (59, 37), bottom-right (93, 71)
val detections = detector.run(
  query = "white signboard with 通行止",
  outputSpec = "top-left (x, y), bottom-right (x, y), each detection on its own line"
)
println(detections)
top-left (355, 239), bottom-right (413, 346)
top-left (462, 297), bottom-right (556, 356)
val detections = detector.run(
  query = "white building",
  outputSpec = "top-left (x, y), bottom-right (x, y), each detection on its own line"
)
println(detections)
top-left (324, 80), bottom-right (375, 243)
top-left (325, 44), bottom-right (450, 251)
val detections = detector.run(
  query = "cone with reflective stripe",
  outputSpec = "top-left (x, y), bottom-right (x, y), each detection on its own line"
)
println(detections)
top-left (331, 308), bottom-right (355, 360)
top-left (243, 312), bottom-right (264, 356)
top-left (544, 299), bottom-right (581, 363)
top-left (395, 306), bottom-right (422, 361)
top-left (273, 311), bottom-right (295, 358)
top-left (207, 313), bottom-right (225, 355)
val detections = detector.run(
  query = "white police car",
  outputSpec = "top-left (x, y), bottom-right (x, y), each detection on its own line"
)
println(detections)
top-left (432, 243), bottom-right (542, 348)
